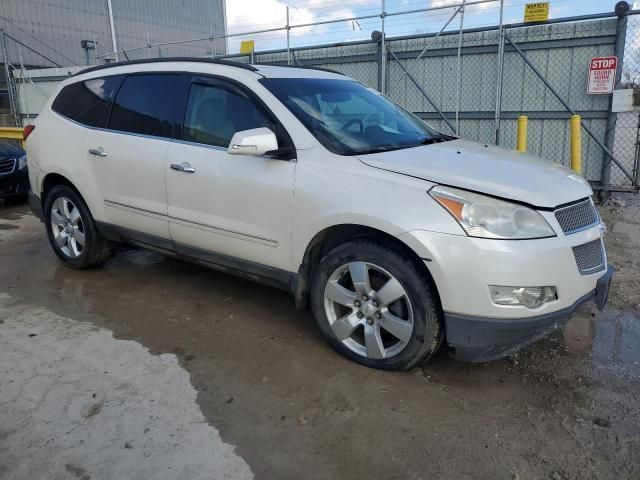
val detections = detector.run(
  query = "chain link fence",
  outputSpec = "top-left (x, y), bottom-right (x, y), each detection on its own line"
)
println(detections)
top-left (5, 2), bottom-right (640, 192)
top-left (610, 14), bottom-right (640, 190)
top-left (221, 12), bottom-right (639, 192)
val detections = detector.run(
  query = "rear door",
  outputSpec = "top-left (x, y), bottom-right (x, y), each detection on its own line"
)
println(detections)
top-left (85, 73), bottom-right (183, 245)
top-left (164, 75), bottom-right (296, 271)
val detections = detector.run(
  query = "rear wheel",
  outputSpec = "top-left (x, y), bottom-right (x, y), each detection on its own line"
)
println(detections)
top-left (310, 239), bottom-right (442, 370)
top-left (44, 185), bottom-right (111, 269)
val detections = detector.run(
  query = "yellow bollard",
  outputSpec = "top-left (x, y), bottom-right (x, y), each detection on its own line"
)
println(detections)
top-left (570, 114), bottom-right (582, 174)
top-left (516, 115), bottom-right (527, 152)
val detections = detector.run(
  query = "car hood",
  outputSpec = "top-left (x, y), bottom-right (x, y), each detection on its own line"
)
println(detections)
top-left (0, 140), bottom-right (25, 160)
top-left (357, 139), bottom-right (592, 208)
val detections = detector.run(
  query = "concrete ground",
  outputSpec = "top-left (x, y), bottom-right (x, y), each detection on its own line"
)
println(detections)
top-left (0, 195), bottom-right (639, 480)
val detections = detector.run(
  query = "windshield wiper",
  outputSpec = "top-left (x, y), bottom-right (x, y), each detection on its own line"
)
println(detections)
top-left (355, 144), bottom-right (408, 155)
top-left (418, 134), bottom-right (455, 146)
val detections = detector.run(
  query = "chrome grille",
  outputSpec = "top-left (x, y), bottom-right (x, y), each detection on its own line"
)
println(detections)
top-left (554, 198), bottom-right (599, 234)
top-left (572, 239), bottom-right (605, 275)
top-left (0, 158), bottom-right (16, 175)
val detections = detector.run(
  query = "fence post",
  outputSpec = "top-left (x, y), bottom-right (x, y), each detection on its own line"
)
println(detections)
top-left (286, 6), bottom-right (291, 65)
top-left (517, 116), bottom-right (528, 152)
top-left (494, 0), bottom-right (505, 145)
top-left (601, 3), bottom-right (629, 187)
top-left (0, 29), bottom-right (20, 127)
top-left (380, 0), bottom-right (386, 94)
top-left (571, 115), bottom-right (582, 173)
top-left (455, 0), bottom-right (466, 135)
top-left (376, 34), bottom-right (383, 93)
top-left (106, 0), bottom-right (119, 61)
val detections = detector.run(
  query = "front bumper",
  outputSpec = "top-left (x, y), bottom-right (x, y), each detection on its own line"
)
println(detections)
top-left (0, 168), bottom-right (29, 198)
top-left (398, 222), bottom-right (612, 362)
top-left (445, 265), bottom-right (613, 362)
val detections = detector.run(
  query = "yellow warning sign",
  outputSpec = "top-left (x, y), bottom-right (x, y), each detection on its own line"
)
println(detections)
top-left (240, 40), bottom-right (255, 54)
top-left (524, 2), bottom-right (549, 23)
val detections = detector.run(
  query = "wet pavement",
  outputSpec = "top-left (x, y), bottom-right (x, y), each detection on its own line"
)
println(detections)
top-left (1, 196), bottom-right (639, 480)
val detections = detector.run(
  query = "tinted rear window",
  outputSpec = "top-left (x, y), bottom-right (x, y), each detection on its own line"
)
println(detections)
top-left (52, 76), bottom-right (123, 128)
top-left (108, 74), bottom-right (181, 138)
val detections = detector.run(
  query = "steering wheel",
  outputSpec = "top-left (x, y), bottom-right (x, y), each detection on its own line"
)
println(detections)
top-left (341, 118), bottom-right (364, 133)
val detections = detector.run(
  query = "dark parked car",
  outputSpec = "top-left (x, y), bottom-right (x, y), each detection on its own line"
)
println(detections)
top-left (0, 140), bottom-right (28, 201)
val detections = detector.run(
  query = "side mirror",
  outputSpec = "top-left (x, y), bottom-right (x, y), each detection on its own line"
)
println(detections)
top-left (227, 127), bottom-right (278, 156)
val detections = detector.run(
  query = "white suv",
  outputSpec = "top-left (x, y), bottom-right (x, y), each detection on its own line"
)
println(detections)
top-left (25, 58), bottom-right (613, 370)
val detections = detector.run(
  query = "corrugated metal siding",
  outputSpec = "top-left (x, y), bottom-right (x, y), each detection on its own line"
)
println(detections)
top-left (0, 0), bottom-right (226, 67)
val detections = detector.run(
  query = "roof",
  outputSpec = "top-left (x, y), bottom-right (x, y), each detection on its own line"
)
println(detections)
top-left (73, 57), bottom-right (345, 79)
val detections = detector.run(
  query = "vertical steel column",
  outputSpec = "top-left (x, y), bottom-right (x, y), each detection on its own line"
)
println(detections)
top-left (381, 0), bottom-right (387, 94)
top-left (93, 35), bottom-right (99, 64)
top-left (601, 8), bottom-right (628, 187)
top-left (106, 0), bottom-right (119, 61)
top-left (286, 6), bottom-right (291, 65)
top-left (494, 0), bottom-right (505, 145)
top-left (455, 0), bottom-right (466, 135)
top-left (1, 29), bottom-right (19, 127)
top-left (375, 33), bottom-right (383, 92)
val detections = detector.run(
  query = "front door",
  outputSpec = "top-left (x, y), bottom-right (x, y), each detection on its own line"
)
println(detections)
top-left (164, 76), bottom-right (296, 271)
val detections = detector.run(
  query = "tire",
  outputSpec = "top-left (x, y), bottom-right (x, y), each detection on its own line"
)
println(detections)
top-left (44, 185), bottom-right (111, 269)
top-left (310, 239), bottom-right (443, 371)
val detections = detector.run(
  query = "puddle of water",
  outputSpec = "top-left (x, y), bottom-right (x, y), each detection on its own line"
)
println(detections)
top-left (562, 307), bottom-right (640, 376)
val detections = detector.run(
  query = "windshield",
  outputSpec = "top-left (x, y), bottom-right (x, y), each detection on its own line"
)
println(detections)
top-left (260, 78), bottom-right (447, 155)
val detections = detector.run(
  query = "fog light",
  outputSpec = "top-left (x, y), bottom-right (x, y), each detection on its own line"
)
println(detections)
top-left (489, 286), bottom-right (557, 309)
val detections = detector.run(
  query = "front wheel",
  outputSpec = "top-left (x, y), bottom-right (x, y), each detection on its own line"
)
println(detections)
top-left (310, 239), bottom-right (443, 370)
top-left (44, 185), bottom-right (111, 269)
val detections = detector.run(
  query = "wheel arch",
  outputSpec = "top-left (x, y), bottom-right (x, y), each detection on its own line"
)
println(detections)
top-left (294, 223), bottom-right (441, 311)
top-left (40, 172), bottom-right (89, 212)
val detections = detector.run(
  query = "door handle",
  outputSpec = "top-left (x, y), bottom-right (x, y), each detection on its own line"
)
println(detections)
top-left (170, 162), bottom-right (196, 173)
top-left (88, 147), bottom-right (107, 157)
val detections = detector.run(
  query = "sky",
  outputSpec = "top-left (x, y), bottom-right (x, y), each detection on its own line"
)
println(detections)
top-left (223, 0), bottom-right (635, 52)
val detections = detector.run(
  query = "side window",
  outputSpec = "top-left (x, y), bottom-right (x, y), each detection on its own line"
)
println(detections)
top-left (51, 76), bottom-right (122, 128)
top-left (182, 82), bottom-right (274, 148)
top-left (108, 74), bottom-right (181, 138)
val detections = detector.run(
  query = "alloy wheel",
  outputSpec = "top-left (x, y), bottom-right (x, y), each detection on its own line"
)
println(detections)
top-left (50, 196), bottom-right (85, 258)
top-left (323, 261), bottom-right (414, 359)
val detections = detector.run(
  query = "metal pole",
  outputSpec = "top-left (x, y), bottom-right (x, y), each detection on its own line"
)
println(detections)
top-left (387, 48), bottom-right (456, 133)
top-left (381, 0), bottom-right (386, 94)
top-left (494, 0), bottom-right (505, 144)
top-left (1, 29), bottom-right (19, 126)
top-left (601, 10), bottom-right (628, 187)
top-left (376, 33), bottom-right (383, 92)
top-left (505, 34), bottom-right (635, 182)
top-left (455, 0), bottom-right (466, 135)
top-left (106, 0), bottom-right (119, 61)
top-left (286, 6), bottom-right (291, 65)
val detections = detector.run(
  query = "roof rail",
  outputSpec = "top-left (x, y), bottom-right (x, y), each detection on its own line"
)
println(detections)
top-left (73, 57), bottom-right (259, 77)
top-left (255, 63), bottom-right (345, 76)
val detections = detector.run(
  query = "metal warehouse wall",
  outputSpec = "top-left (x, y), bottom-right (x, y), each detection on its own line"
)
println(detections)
top-left (0, 0), bottom-right (226, 67)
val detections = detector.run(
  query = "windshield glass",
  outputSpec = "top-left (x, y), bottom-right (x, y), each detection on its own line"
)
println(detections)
top-left (260, 78), bottom-right (446, 155)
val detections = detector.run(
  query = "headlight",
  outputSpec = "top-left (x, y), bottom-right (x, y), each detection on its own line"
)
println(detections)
top-left (17, 154), bottom-right (27, 170)
top-left (429, 185), bottom-right (555, 239)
